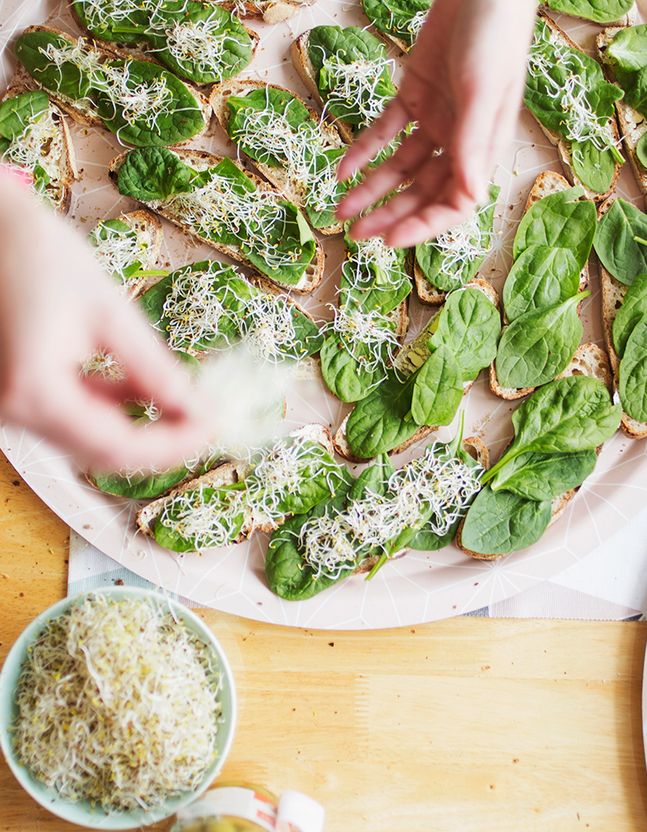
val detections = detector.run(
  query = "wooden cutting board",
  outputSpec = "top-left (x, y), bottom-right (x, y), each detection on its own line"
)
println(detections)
top-left (1, 453), bottom-right (647, 832)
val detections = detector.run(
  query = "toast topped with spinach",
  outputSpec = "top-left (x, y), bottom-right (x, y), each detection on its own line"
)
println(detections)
top-left (291, 25), bottom-right (397, 142)
top-left (594, 196), bottom-right (647, 438)
top-left (414, 185), bottom-right (499, 305)
top-left (15, 26), bottom-right (209, 147)
top-left (266, 423), bottom-right (487, 600)
top-left (334, 279), bottom-right (501, 460)
top-left (320, 231), bottom-right (411, 403)
top-left (0, 87), bottom-right (77, 212)
top-left (210, 80), bottom-right (346, 234)
top-left (90, 209), bottom-right (165, 296)
top-left (72, 0), bottom-right (258, 85)
top-left (137, 425), bottom-right (345, 552)
top-left (139, 259), bottom-right (322, 362)
top-left (597, 24), bottom-right (647, 200)
top-left (361, 0), bottom-right (431, 53)
top-left (542, 0), bottom-right (636, 24)
top-left (525, 13), bottom-right (624, 200)
top-left (459, 351), bottom-right (620, 559)
top-left (111, 146), bottom-right (324, 292)
top-left (490, 171), bottom-right (596, 399)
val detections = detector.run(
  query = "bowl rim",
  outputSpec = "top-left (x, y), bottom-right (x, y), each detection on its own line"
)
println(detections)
top-left (0, 585), bottom-right (237, 830)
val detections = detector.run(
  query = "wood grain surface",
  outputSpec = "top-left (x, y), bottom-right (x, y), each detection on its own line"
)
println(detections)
top-left (1, 453), bottom-right (647, 832)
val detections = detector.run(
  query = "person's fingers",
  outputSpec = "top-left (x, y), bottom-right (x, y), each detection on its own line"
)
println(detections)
top-left (451, 87), bottom-right (496, 205)
top-left (336, 133), bottom-right (431, 220)
top-left (347, 155), bottom-right (449, 239)
top-left (336, 98), bottom-right (410, 181)
top-left (34, 381), bottom-right (208, 471)
top-left (97, 300), bottom-right (200, 419)
top-left (385, 199), bottom-right (473, 247)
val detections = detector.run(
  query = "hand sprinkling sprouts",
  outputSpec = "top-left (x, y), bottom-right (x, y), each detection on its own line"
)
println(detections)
top-left (337, 0), bottom-right (537, 247)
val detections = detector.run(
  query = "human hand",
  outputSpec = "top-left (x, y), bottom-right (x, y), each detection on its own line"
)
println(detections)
top-left (0, 174), bottom-right (213, 471)
top-left (336, 0), bottom-right (537, 246)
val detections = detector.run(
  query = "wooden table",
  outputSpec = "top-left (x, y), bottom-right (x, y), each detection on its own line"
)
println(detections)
top-left (2, 454), bottom-right (647, 832)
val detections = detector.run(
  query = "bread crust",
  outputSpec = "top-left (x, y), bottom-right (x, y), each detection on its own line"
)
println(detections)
top-left (596, 27), bottom-right (647, 203)
top-left (18, 25), bottom-right (211, 143)
top-left (109, 148), bottom-right (325, 295)
top-left (489, 170), bottom-right (591, 401)
top-left (333, 278), bottom-right (499, 460)
top-left (457, 343), bottom-right (614, 560)
top-left (209, 79), bottom-right (345, 235)
top-left (528, 12), bottom-right (622, 202)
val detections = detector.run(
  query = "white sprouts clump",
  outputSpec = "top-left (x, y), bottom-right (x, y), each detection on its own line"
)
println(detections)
top-left (13, 594), bottom-right (222, 812)
top-left (318, 51), bottom-right (394, 128)
top-left (299, 443), bottom-right (483, 580)
top-left (159, 264), bottom-right (234, 355)
top-left (432, 201), bottom-right (495, 287)
top-left (407, 9), bottom-right (429, 39)
top-left (162, 14), bottom-right (239, 81)
top-left (92, 224), bottom-right (146, 282)
top-left (528, 26), bottom-right (618, 152)
top-left (166, 174), bottom-right (300, 272)
top-left (231, 94), bottom-right (340, 216)
top-left (81, 0), bottom-right (159, 30)
top-left (343, 235), bottom-right (406, 293)
top-left (80, 349), bottom-right (125, 381)
top-left (158, 484), bottom-right (248, 550)
top-left (329, 305), bottom-right (401, 375)
top-left (240, 292), bottom-right (305, 361)
top-left (40, 39), bottom-right (177, 136)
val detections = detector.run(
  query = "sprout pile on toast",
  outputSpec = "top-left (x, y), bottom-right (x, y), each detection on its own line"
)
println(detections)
top-left (265, 421), bottom-right (483, 600)
top-left (117, 148), bottom-right (318, 289)
top-left (0, 90), bottom-right (72, 209)
top-left (72, 0), bottom-right (255, 85)
top-left (525, 16), bottom-right (624, 195)
top-left (150, 432), bottom-right (345, 552)
top-left (15, 28), bottom-right (206, 147)
top-left (361, 0), bottom-right (432, 51)
top-left (320, 232), bottom-right (411, 403)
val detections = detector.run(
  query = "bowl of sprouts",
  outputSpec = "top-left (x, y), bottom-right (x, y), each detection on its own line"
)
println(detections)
top-left (0, 587), bottom-right (236, 829)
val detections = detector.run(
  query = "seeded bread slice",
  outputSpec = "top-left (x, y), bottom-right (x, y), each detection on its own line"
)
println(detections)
top-left (290, 30), bottom-right (359, 143)
top-left (597, 195), bottom-right (647, 439)
top-left (1, 83), bottom-right (78, 215)
top-left (333, 278), bottom-right (499, 461)
top-left (528, 12), bottom-right (623, 202)
top-left (136, 424), bottom-right (335, 544)
top-left (210, 79), bottom-right (345, 235)
top-left (596, 27), bottom-right (647, 202)
top-left (17, 25), bottom-right (211, 141)
top-left (457, 343), bottom-right (613, 560)
top-left (489, 170), bottom-right (591, 401)
top-left (109, 148), bottom-right (325, 295)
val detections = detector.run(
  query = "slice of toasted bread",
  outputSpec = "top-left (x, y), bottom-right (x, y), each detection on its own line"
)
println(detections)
top-left (71, 8), bottom-right (260, 85)
top-left (528, 12), bottom-right (622, 202)
top-left (596, 27), bottom-right (647, 201)
top-left (210, 79), bottom-right (345, 235)
top-left (457, 343), bottom-right (613, 560)
top-left (290, 31), bottom-right (357, 143)
top-left (489, 171), bottom-right (591, 401)
top-left (92, 209), bottom-right (164, 297)
top-left (136, 424), bottom-right (334, 544)
top-left (1, 84), bottom-right (78, 214)
top-left (333, 278), bottom-right (499, 460)
top-left (597, 195), bottom-right (647, 439)
top-left (109, 148), bottom-right (325, 294)
top-left (18, 25), bottom-right (210, 141)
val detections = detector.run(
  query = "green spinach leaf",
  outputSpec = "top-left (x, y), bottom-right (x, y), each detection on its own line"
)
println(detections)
top-left (613, 274), bottom-right (647, 357)
top-left (361, 0), bottom-right (431, 46)
top-left (594, 198), bottom-right (647, 285)
top-left (606, 24), bottom-right (647, 114)
top-left (460, 486), bottom-right (553, 556)
top-left (545, 0), bottom-right (634, 23)
top-left (411, 345), bottom-right (463, 427)
top-left (495, 293), bottom-right (586, 390)
top-left (484, 375), bottom-right (621, 483)
top-left (571, 140), bottom-right (617, 194)
top-left (619, 317), bottom-right (647, 421)
top-left (503, 245), bottom-right (581, 321)
top-left (0, 90), bottom-right (49, 140)
top-left (490, 449), bottom-right (597, 502)
top-left (117, 146), bottom-right (198, 201)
